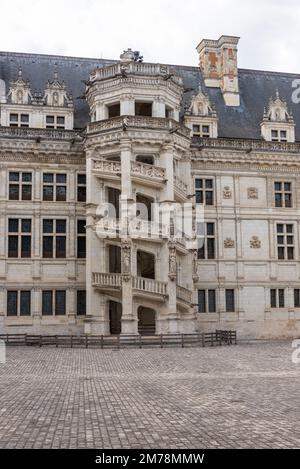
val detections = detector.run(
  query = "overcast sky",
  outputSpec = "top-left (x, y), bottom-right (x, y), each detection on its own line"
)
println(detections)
top-left (0, 0), bottom-right (299, 73)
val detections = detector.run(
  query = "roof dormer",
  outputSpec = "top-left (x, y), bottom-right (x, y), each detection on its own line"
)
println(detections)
top-left (44, 70), bottom-right (73, 107)
top-left (7, 69), bottom-right (32, 105)
top-left (184, 86), bottom-right (218, 138)
top-left (261, 90), bottom-right (295, 142)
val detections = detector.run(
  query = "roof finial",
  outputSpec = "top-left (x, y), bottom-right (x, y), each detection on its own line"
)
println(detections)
top-left (54, 67), bottom-right (58, 81)
top-left (275, 88), bottom-right (279, 99)
top-left (18, 68), bottom-right (22, 78)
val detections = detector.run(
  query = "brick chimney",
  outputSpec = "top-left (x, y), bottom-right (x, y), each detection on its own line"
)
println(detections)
top-left (196, 35), bottom-right (240, 106)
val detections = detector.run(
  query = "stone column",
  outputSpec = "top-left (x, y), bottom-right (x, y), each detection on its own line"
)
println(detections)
top-left (121, 240), bottom-right (137, 334)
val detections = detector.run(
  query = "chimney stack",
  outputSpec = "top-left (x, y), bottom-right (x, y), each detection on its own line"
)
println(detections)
top-left (196, 35), bottom-right (240, 106)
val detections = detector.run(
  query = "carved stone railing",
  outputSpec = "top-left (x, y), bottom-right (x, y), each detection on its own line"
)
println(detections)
top-left (132, 276), bottom-right (167, 296)
top-left (192, 136), bottom-right (300, 153)
top-left (92, 272), bottom-right (122, 288)
top-left (93, 159), bottom-right (121, 174)
top-left (0, 126), bottom-right (80, 141)
top-left (87, 116), bottom-right (190, 138)
top-left (174, 175), bottom-right (188, 196)
top-left (131, 160), bottom-right (165, 182)
top-left (176, 285), bottom-right (193, 304)
top-left (89, 62), bottom-right (182, 85)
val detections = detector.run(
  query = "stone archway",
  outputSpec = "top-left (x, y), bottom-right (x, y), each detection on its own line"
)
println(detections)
top-left (109, 301), bottom-right (122, 335)
top-left (137, 306), bottom-right (156, 335)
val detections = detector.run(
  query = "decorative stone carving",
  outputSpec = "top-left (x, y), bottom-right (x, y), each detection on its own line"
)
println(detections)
top-left (247, 187), bottom-right (258, 199)
top-left (121, 240), bottom-right (131, 281)
top-left (187, 86), bottom-right (216, 117)
top-left (192, 250), bottom-right (199, 282)
top-left (250, 236), bottom-right (261, 249)
top-left (168, 243), bottom-right (177, 281)
top-left (224, 238), bottom-right (235, 248)
top-left (223, 186), bottom-right (232, 199)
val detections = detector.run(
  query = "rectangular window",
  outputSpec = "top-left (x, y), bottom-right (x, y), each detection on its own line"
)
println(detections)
top-left (197, 222), bottom-right (215, 259)
top-left (9, 171), bottom-right (32, 201)
top-left (294, 289), bottom-right (300, 308)
top-left (225, 289), bottom-right (235, 312)
top-left (277, 224), bottom-right (294, 260)
top-left (135, 102), bottom-right (152, 117)
top-left (43, 173), bottom-right (67, 201)
top-left (46, 115), bottom-right (65, 129)
top-left (42, 290), bottom-right (66, 315)
top-left (195, 178), bottom-right (214, 205)
top-left (274, 182), bottom-right (292, 208)
top-left (77, 290), bottom-right (86, 315)
top-left (271, 129), bottom-right (287, 142)
top-left (192, 124), bottom-right (211, 138)
top-left (77, 174), bottom-right (86, 202)
top-left (9, 113), bottom-right (29, 127)
top-left (42, 291), bottom-right (53, 315)
top-left (270, 288), bottom-right (285, 308)
top-left (77, 220), bottom-right (86, 258)
top-left (55, 291), bottom-right (66, 315)
top-left (42, 219), bottom-right (66, 258)
top-left (198, 289), bottom-right (216, 313)
top-left (8, 218), bottom-right (31, 258)
top-left (7, 290), bottom-right (31, 316)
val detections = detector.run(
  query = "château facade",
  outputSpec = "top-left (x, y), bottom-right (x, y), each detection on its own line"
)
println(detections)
top-left (1, 35), bottom-right (300, 338)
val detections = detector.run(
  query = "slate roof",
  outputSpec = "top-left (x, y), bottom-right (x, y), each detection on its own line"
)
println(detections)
top-left (1, 50), bottom-right (300, 140)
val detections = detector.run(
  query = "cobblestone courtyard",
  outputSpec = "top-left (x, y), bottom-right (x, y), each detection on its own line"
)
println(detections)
top-left (0, 341), bottom-right (299, 449)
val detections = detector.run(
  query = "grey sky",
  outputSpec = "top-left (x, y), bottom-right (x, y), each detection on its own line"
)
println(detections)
top-left (1, 0), bottom-right (299, 73)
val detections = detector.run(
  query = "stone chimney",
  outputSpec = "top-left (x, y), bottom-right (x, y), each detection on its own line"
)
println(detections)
top-left (196, 35), bottom-right (240, 106)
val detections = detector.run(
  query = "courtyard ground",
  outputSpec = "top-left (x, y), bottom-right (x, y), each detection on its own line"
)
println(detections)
top-left (0, 341), bottom-right (299, 449)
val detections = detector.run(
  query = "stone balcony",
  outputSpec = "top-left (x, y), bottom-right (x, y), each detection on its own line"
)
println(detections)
top-left (176, 284), bottom-right (193, 306)
top-left (192, 136), bottom-right (300, 153)
top-left (0, 126), bottom-right (81, 142)
top-left (132, 276), bottom-right (167, 298)
top-left (87, 115), bottom-right (190, 139)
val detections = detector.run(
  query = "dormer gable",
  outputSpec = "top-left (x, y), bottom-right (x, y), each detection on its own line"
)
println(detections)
top-left (7, 68), bottom-right (32, 105)
top-left (44, 70), bottom-right (73, 108)
top-left (184, 86), bottom-right (218, 138)
top-left (261, 90), bottom-right (295, 142)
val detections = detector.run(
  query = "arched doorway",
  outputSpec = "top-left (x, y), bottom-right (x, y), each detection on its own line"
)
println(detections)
top-left (109, 301), bottom-right (122, 335)
top-left (138, 306), bottom-right (156, 335)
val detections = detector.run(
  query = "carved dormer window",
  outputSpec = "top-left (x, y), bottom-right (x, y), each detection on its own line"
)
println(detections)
top-left (44, 70), bottom-right (73, 108)
top-left (7, 69), bottom-right (32, 105)
top-left (261, 90), bottom-right (295, 142)
top-left (184, 85), bottom-right (218, 138)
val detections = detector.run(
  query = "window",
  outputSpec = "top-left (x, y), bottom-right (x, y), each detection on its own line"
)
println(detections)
top-left (43, 173), bottom-right (67, 201)
top-left (271, 129), bottom-right (287, 142)
top-left (9, 113), bottom-right (29, 128)
top-left (197, 222), bottom-right (215, 259)
top-left (42, 290), bottom-right (66, 315)
top-left (9, 171), bottom-right (32, 201)
top-left (107, 103), bottom-right (120, 118)
top-left (270, 289), bottom-right (285, 308)
top-left (135, 101), bottom-right (152, 117)
top-left (277, 224), bottom-right (294, 260)
top-left (225, 289), bottom-right (235, 312)
top-left (8, 218), bottom-right (31, 258)
top-left (294, 289), bottom-right (300, 308)
top-left (198, 289), bottom-right (216, 313)
top-left (77, 290), bottom-right (86, 315)
top-left (77, 220), bottom-right (86, 258)
top-left (77, 174), bottom-right (86, 202)
top-left (7, 290), bottom-right (31, 316)
top-left (46, 115), bottom-right (65, 129)
top-left (43, 219), bottom-right (66, 258)
top-left (195, 178), bottom-right (214, 205)
top-left (274, 182), bottom-right (292, 208)
top-left (192, 124), bottom-right (210, 137)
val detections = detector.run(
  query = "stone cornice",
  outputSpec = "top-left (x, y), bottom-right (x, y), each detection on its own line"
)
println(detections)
top-left (192, 136), bottom-right (300, 154)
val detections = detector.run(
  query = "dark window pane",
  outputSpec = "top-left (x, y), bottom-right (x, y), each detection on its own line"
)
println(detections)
top-left (43, 237), bottom-right (53, 258)
top-left (9, 172), bottom-right (19, 181)
top-left (205, 191), bottom-right (213, 205)
top-left (287, 236), bottom-right (293, 245)
top-left (22, 173), bottom-right (32, 182)
top-left (8, 236), bottom-right (18, 257)
top-left (286, 225), bottom-right (293, 233)
top-left (284, 182), bottom-right (291, 191)
top-left (277, 236), bottom-right (284, 244)
top-left (77, 237), bottom-right (86, 258)
top-left (270, 289), bottom-right (276, 308)
top-left (43, 185), bottom-right (54, 201)
top-left (43, 219), bottom-right (53, 233)
top-left (294, 289), bottom-right (300, 308)
top-left (7, 291), bottom-right (18, 316)
top-left (208, 290), bottom-right (216, 312)
top-left (55, 290), bottom-right (66, 315)
top-left (205, 179), bottom-right (213, 189)
top-left (77, 290), bottom-right (86, 315)
top-left (43, 173), bottom-right (53, 183)
top-left (198, 290), bottom-right (206, 313)
top-left (42, 291), bottom-right (52, 315)
top-left (77, 186), bottom-right (86, 202)
top-left (287, 247), bottom-right (294, 260)
top-left (285, 194), bottom-right (292, 207)
top-left (197, 245), bottom-right (205, 259)
top-left (57, 116), bottom-right (65, 125)
top-left (56, 174), bottom-right (66, 184)
top-left (275, 193), bottom-right (282, 207)
top-left (56, 236), bottom-right (66, 258)
top-left (21, 219), bottom-right (31, 233)
top-left (277, 224), bottom-right (284, 233)
top-left (207, 238), bottom-right (215, 259)
top-left (77, 174), bottom-right (86, 185)
top-left (20, 291), bottom-right (31, 316)
top-left (195, 191), bottom-right (203, 204)
top-left (21, 236), bottom-right (31, 258)
top-left (77, 220), bottom-right (86, 234)
top-left (20, 114), bottom-right (29, 122)
top-left (278, 289), bottom-right (285, 308)
top-left (274, 182), bottom-right (281, 191)
top-left (22, 185), bottom-right (32, 201)
top-left (278, 247), bottom-right (285, 259)
top-left (8, 219), bottom-right (18, 232)
top-left (207, 223), bottom-right (214, 236)
top-left (9, 184), bottom-right (19, 200)
top-left (56, 220), bottom-right (66, 233)
top-left (195, 179), bottom-right (203, 189)
top-left (46, 116), bottom-right (55, 124)
top-left (56, 186), bottom-right (66, 201)
top-left (225, 289), bottom-right (235, 312)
